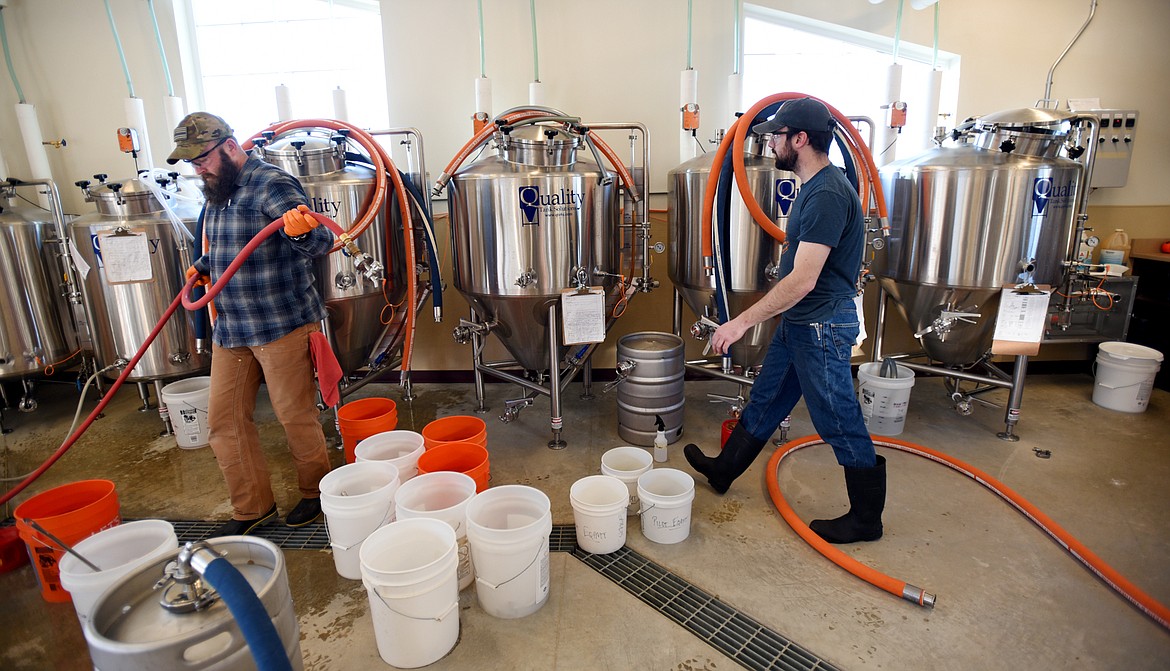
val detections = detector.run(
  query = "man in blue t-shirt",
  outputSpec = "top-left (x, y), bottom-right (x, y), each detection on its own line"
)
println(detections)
top-left (684, 98), bottom-right (885, 544)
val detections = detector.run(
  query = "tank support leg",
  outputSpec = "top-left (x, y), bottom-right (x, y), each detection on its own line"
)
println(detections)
top-left (471, 309), bottom-right (488, 414)
top-left (136, 381), bottom-right (154, 412)
top-left (580, 358), bottom-right (595, 400)
top-left (997, 355), bottom-right (1027, 442)
top-left (548, 304), bottom-right (566, 450)
top-left (154, 379), bottom-right (174, 437)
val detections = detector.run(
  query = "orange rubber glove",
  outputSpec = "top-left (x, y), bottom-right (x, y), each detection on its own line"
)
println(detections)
top-left (283, 204), bottom-right (319, 237)
top-left (185, 265), bottom-right (209, 287)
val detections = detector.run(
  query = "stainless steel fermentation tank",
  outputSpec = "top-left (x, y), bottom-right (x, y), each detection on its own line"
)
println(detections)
top-left (255, 130), bottom-right (420, 380)
top-left (668, 136), bottom-right (789, 377)
top-left (446, 119), bottom-right (651, 448)
top-left (0, 180), bottom-right (83, 416)
top-left (70, 175), bottom-right (208, 383)
top-left (874, 107), bottom-right (1100, 439)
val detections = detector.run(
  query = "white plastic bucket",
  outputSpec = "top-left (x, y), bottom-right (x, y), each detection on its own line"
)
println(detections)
top-left (857, 362), bottom-right (915, 436)
top-left (600, 446), bottom-right (653, 515)
top-left (355, 430), bottom-right (426, 482)
top-left (465, 485), bottom-right (552, 619)
top-left (569, 475), bottom-right (628, 554)
top-left (58, 519), bottom-right (177, 627)
top-left (394, 471), bottom-right (478, 590)
top-left (360, 518), bottom-right (459, 669)
top-left (637, 468), bottom-right (695, 545)
top-left (1093, 342), bottom-right (1164, 413)
top-left (320, 461), bottom-right (401, 580)
top-left (160, 376), bottom-right (212, 448)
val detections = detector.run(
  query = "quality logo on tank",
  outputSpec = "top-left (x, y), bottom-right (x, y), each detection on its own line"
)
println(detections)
top-left (518, 185), bottom-right (584, 225)
top-left (1032, 177), bottom-right (1075, 216)
top-left (775, 178), bottom-right (798, 217)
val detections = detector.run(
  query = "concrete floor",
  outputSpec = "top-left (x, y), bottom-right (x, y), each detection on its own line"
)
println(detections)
top-left (1, 367), bottom-right (1169, 670)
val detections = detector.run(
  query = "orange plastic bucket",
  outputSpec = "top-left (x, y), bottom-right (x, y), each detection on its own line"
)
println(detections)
top-left (421, 415), bottom-right (487, 451)
top-left (338, 398), bottom-right (398, 463)
top-left (720, 419), bottom-right (738, 450)
top-left (416, 441), bottom-right (490, 492)
top-left (13, 479), bottom-right (121, 602)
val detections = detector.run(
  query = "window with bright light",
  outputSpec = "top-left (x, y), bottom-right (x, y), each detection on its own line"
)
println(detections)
top-left (742, 6), bottom-right (959, 162)
top-left (177, 0), bottom-right (388, 138)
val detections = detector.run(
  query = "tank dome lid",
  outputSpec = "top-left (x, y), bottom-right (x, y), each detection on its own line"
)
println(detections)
top-left (975, 107), bottom-right (1075, 133)
top-left (263, 134), bottom-right (337, 156)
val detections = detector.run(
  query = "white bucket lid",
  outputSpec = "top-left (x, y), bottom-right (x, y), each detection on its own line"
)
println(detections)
top-left (1099, 341), bottom-right (1164, 363)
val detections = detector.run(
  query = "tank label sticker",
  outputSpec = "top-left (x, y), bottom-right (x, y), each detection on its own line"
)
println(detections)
top-left (1032, 177), bottom-right (1075, 216)
top-left (518, 185), bottom-right (583, 225)
top-left (775, 178), bottom-right (798, 216)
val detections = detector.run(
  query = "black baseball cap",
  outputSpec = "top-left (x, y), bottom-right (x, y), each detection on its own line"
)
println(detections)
top-left (752, 98), bottom-right (835, 135)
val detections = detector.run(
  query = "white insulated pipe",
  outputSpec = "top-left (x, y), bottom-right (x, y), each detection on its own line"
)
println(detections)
top-left (163, 95), bottom-right (191, 174)
top-left (474, 77), bottom-right (492, 119)
top-left (332, 87), bottom-right (349, 122)
top-left (125, 97), bottom-right (154, 170)
top-left (679, 68), bottom-right (698, 164)
top-left (15, 103), bottom-right (53, 208)
top-left (528, 81), bottom-right (544, 106)
top-left (726, 73), bottom-right (743, 129)
top-left (275, 84), bottom-right (292, 121)
top-left (0, 142), bottom-right (9, 180)
top-left (876, 62), bottom-right (903, 166)
top-left (921, 68), bottom-right (943, 148)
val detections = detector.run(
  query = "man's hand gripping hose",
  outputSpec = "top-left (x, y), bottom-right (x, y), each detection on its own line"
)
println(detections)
top-left (2, 212), bottom-right (360, 506)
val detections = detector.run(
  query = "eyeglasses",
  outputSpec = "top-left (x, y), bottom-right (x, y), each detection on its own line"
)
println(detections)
top-left (185, 138), bottom-right (227, 167)
top-left (768, 129), bottom-right (802, 145)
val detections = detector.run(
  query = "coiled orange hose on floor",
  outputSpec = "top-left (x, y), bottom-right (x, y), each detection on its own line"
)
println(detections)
top-left (766, 435), bottom-right (1170, 631)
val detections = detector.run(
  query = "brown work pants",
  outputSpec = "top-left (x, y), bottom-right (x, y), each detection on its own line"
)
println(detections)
top-left (208, 323), bottom-right (331, 520)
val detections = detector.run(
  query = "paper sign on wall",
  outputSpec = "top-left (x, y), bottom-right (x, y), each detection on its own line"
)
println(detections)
top-left (992, 285), bottom-right (1051, 356)
top-left (561, 288), bottom-right (606, 345)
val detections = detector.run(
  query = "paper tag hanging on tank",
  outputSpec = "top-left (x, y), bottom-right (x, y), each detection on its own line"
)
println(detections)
top-left (991, 284), bottom-right (1051, 356)
top-left (560, 287), bottom-right (606, 345)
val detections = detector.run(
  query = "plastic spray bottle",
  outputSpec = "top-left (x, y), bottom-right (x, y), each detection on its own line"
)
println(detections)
top-left (653, 414), bottom-right (668, 463)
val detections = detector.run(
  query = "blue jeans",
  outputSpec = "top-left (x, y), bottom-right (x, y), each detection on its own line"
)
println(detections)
top-left (737, 300), bottom-right (876, 468)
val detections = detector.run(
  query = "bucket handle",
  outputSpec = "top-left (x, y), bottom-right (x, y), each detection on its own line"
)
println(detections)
top-left (324, 503), bottom-right (396, 552)
top-left (1092, 361), bottom-right (1147, 391)
top-left (369, 590), bottom-right (459, 623)
top-left (474, 535), bottom-right (547, 591)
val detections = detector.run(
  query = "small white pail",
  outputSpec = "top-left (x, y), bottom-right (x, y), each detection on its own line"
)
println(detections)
top-left (320, 461), bottom-right (400, 580)
top-left (637, 468), bottom-right (695, 545)
top-left (355, 430), bottom-right (427, 482)
top-left (394, 471), bottom-right (478, 590)
top-left (160, 376), bottom-right (212, 448)
top-left (600, 446), bottom-right (653, 515)
top-left (857, 362), bottom-right (915, 436)
top-left (360, 518), bottom-right (460, 669)
top-left (1093, 342), bottom-right (1163, 413)
top-left (465, 485), bottom-right (552, 619)
top-left (569, 475), bottom-right (628, 554)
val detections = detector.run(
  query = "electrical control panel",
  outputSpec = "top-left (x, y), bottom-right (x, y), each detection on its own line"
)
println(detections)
top-left (1087, 109), bottom-right (1137, 188)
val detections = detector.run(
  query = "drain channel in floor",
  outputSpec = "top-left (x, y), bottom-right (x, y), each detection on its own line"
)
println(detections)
top-left (164, 519), bottom-right (838, 671)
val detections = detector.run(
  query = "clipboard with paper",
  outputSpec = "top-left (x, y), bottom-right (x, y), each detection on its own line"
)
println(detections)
top-left (560, 287), bottom-right (606, 345)
top-left (991, 284), bottom-right (1052, 356)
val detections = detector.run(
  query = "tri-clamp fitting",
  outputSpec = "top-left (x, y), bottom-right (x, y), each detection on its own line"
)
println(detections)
top-left (154, 541), bottom-right (224, 613)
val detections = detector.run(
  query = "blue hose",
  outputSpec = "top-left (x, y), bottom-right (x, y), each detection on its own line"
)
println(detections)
top-left (191, 206), bottom-right (209, 340)
top-left (201, 556), bottom-right (292, 671)
top-left (399, 172), bottom-right (443, 315)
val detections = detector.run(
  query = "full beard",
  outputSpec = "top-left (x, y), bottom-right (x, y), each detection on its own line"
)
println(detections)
top-left (773, 146), bottom-right (798, 173)
top-left (200, 150), bottom-right (241, 206)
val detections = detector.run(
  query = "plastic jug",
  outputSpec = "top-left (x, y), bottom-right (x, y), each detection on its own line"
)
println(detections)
top-left (1101, 228), bottom-right (1131, 265)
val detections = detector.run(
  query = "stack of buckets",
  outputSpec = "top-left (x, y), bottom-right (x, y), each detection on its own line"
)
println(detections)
top-left (12, 480), bottom-right (122, 603)
top-left (419, 416), bottom-right (490, 492)
top-left (337, 397), bottom-right (399, 463)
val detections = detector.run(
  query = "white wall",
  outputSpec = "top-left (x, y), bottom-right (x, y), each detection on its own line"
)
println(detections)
top-left (1, 0), bottom-right (1166, 214)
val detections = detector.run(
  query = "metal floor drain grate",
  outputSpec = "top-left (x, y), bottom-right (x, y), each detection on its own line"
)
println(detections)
top-left (146, 520), bottom-right (835, 670)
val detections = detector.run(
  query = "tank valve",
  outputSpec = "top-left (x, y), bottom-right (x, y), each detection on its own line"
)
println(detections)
top-left (764, 262), bottom-right (782, 280)
top-left (500, 397), bottom-right (534, 423)
top-left (452, 325), bottom-right (473, 344)
top-left (515, 269), bottom-right (537, 288)
top-left (601, 359), bottom-right (636, 394)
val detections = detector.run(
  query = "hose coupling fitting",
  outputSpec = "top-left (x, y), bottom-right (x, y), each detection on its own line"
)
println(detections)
top-left (901, 584), bottom-right (937, 609)
top-left (353, 254), bottom-right (384, 284)
top-left (431, 173), bottom-right (452, 198)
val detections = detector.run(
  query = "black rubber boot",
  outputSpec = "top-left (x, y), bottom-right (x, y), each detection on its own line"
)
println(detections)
top-left (809, 455), bottom-right (886, 543)
top-left (683, 423), bottom-right (768, 495)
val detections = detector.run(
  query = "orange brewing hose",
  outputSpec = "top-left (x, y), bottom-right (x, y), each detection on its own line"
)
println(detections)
top-left (698, 116), bottom-right (742, 264)
top-left (766, 435), bottom-right (1170, 631)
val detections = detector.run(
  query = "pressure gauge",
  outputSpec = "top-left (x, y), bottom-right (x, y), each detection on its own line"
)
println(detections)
top-left (1085, 234), bottom-right (1100, 247)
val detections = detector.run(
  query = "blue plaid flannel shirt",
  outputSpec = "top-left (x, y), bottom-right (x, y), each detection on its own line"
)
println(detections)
top-left (194, 156), bottom-right (333, 348)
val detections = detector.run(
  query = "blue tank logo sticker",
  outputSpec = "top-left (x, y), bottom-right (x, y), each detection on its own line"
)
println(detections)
top-left (1033, 177), bottom-right (1051, 216)
top-left (775, 178), bottom-right (798, 217)
top-left (518, 185), bottom-right (541, 225)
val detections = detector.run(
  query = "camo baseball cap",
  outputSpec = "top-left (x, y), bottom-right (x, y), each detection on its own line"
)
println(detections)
top-left (166, 112), bottom-right (234, 164)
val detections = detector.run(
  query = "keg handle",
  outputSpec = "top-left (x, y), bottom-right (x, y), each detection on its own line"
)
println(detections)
top-left (154, 540), bottom-right (223, 613)
top-left (601, 359), bottom-right (636, 394)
